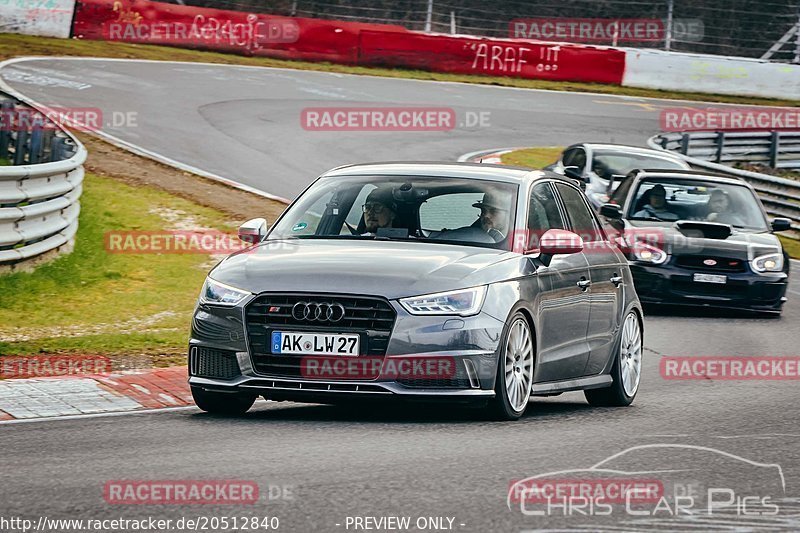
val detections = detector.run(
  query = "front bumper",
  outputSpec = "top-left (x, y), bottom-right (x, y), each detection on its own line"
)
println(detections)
top-left (630, 261), bottom-right (788, 313)
top-left (188, 299), bottom-right (506, 404)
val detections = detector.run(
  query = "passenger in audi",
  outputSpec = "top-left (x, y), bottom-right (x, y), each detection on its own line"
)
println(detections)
top-left (473, 190), bottom-right (512, 241)
top-left (362, 187), bottom-right (397, 234)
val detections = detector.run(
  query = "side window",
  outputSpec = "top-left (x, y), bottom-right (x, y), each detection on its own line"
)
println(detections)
top-left (420, 192), bottom-right (483, 231)
top-left (527, 182), bottom-right (565, 247)
top-left (562, 148), bottom-right (587, 171)
top-left (555, 182), bottom-right (602, 242)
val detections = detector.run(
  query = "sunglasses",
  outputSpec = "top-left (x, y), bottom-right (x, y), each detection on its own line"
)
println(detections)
top-left (362, 202), bottom-right (389, 214)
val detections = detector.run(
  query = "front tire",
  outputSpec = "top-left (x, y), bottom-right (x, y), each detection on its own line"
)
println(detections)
top-left (487, 313), bottom-right (535, 420)
top-left (585, 311), bottom-right (642, 407)
top-left (191, 386), bottom-right (256, 415)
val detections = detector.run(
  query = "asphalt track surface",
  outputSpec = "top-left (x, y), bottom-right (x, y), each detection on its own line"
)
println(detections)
top-left (2, 58), bottom-right (800, 532)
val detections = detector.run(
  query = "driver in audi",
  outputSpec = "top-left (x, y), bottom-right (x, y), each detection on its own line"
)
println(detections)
top-left (362, 187), bottom-right (397, 234)
top-left (472, 190), bottom-right (511, 242)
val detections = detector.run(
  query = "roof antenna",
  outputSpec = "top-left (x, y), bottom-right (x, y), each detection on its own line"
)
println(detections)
top-left (479, 158), bottom-right (483, 163)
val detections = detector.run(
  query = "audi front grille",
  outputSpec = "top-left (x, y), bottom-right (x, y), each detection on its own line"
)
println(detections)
top-left (245, 293), bottom-right (396, 378)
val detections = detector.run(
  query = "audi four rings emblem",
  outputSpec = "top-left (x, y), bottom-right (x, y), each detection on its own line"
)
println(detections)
top-left (292, 302), bottom-right (346, 322)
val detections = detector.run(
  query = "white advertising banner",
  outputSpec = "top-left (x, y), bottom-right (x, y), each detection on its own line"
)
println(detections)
top-left (0, 0), bottom-right (76, 38)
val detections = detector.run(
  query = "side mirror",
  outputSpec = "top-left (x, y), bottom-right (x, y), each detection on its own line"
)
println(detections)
top-left (529, 229), bottom-right (584, 266)
top-left (772, 218), bottom-right (791, 232)
top-left (238, 218), bottom-right (268, 244)
top-left (600, 203), bottom-right (623, 219)
top-left (563, 166), bottom-right (584, 182)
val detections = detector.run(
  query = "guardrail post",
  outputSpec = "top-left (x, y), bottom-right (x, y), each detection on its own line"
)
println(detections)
top-left (50, 137), bottom-right (65, 162)
top-left (0, 100), bottom-right (12, 160)
top-left (715, 132), bottom-right (725, 163)
top-left (680, 133), bottom-right (690, 155)
top-left (30, 123), bottom-right (44, 165)
top-left (13, 130), bottom-right (28, 165)
top-left (769, 131), bottom-right (780, 168)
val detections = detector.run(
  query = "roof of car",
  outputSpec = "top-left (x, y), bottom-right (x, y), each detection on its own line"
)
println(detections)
top-left (320, 161), bottom-right (570, 185)
top-left (630, 169), bottom-right (751, 187)
top-left (574, 143), bottom-right (687, 160)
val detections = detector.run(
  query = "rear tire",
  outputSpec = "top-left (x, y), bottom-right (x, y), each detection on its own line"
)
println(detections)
top-left (487, 313), bottom-right (535, 421)
top-left (191, 386), bottom-right (256, 415)
top-left (585, 311), bottom-right (642, 407)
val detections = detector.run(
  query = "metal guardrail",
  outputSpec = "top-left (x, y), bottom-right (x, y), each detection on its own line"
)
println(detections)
top-left (654, 130), bottom-right (800, 170)
top-left (0, 95), bottom-right (86, 268)
top-left (649, 131), bottom-right (800, 234)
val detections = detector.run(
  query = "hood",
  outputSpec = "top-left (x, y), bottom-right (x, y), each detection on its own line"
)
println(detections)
top-left (208, 239), bottom-right (524, 299)
top-left (627, 220), bottom-right (782, 258)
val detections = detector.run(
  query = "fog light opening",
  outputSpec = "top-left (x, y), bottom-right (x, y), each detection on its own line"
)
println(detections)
top-left (463, 359), bottom-right (480, 389)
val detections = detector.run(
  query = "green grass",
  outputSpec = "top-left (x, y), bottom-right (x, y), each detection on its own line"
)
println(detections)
top-left (779, 235), bottom-right (800, 259)
top-left (0, 173), bottom-right (236, 357)
top-left (501, 146), bottom-right (563, 169)
top-left (1, 33), bottom-right (799, 107)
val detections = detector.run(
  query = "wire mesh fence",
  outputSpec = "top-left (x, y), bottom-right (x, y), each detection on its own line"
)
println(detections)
top-left (172, 0), bottom-right (800, 62)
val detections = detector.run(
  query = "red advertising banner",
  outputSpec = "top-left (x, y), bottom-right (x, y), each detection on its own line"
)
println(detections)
top-left (73, 0), bottom-right (626, 85)
top-left (358, 31), bottom-right (626, 85)
top-left (73, 0), bottom-right (408, 63)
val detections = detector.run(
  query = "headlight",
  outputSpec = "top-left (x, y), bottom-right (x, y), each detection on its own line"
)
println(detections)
top-left (751, 253), bottom-right (784, 273)
top-left (400, 286), bottom-right (487, 316)
top-left (631, 243), bottom-right (669, 265)
top-left (199, 278), bottom-right (251, 306)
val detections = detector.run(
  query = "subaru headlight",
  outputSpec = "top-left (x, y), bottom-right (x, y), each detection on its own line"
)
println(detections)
top-left (631, 243), bottom-right (669, 265)
top-left (199, 278), bottom-right (251, 306)
top-left (751, 253), bottom-right (784, 273)
top-left (400, 286), bottom-right (487, 316)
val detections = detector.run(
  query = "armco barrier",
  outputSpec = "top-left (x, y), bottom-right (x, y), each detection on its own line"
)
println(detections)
top-left (0, 0), bottom-right (76, 38)
top-left (73, 0), bottom-right (409, 64)
top-left (622, 48), bottom-right (800, 100)
top-left (649, 132), bottom-right (800, 233)
top-left (0, 95), bottom-right (86, 269)
top-left (72, 0), bottom-right (625, 85)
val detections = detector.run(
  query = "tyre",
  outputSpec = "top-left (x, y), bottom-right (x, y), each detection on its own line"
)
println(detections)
top-left (585, 311), bottom-right (642, 407)
top-left (487, 313), bottom-right (535, 421)
top-left (191, 386), bottom-right (256, 415)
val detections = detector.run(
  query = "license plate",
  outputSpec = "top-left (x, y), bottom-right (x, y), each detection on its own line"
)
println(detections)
top-left (271, 331), bottom-right (360, 356)
top-left (693, 273), bottom-right (727, 284)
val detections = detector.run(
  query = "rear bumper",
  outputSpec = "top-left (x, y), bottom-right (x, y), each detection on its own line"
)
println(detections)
top-left (630, 262), bottom-right (788, 312)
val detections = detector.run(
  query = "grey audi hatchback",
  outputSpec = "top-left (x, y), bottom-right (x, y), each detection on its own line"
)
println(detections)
top-left (189, 163), bottom-right (644, 420)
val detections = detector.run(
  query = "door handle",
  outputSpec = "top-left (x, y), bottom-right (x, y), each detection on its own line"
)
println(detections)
top-left (610, 275), bottom-right (623, 287)
top-left (577, 278), bottom-right (591, 290)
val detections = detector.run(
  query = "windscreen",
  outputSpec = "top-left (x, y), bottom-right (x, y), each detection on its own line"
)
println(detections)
top-left (268, 176), bottom-right (519, 250)
top-left (628, 178), bottom-right (768, 230)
